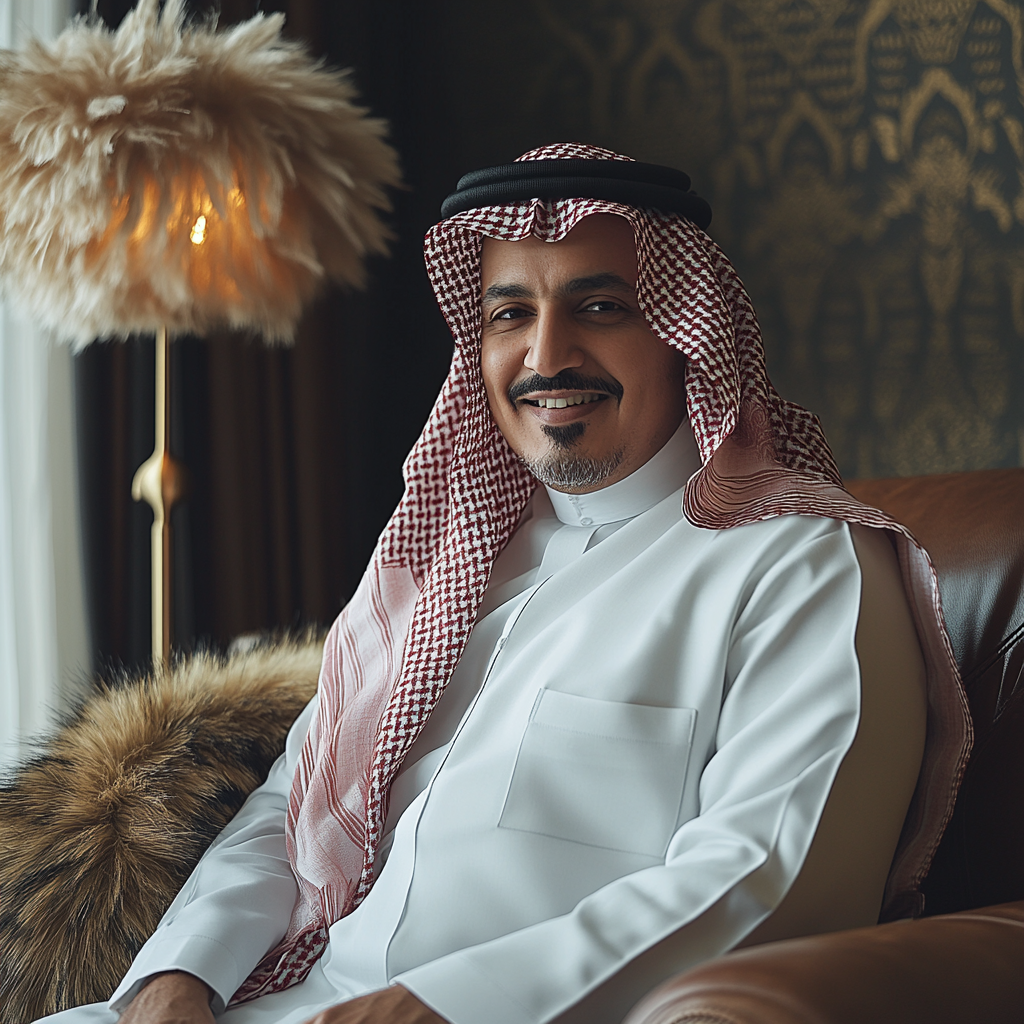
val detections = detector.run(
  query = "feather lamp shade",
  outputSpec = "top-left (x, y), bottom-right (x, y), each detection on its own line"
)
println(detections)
top-left (0, 0), bottom-right (401, 346)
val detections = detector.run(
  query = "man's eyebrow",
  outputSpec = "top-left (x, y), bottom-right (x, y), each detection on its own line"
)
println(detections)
top-left (481, 273), bottom-right (634, 304)
top-left (560, 273), bottom-right (634, 295)
top-left (482, 283), bottom-right (535, 303)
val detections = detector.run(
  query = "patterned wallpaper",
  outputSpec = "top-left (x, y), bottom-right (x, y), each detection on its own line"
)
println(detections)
top-left (449, 0), bottom-right (1024, 478)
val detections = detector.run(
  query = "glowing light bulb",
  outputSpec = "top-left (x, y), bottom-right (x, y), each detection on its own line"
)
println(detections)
top-left (190, 215), bottom-right (207, 245)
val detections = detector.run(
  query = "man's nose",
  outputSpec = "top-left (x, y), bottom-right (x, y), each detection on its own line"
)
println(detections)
top-left (523, 312), bottom-right (584, 378)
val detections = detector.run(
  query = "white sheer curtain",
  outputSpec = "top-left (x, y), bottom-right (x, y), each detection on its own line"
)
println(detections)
top-left (0, 0), bottom-right (91, 770)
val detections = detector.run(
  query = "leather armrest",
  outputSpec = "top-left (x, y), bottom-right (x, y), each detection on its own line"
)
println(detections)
top-left (622, 901), bottom-right (1024, 1024)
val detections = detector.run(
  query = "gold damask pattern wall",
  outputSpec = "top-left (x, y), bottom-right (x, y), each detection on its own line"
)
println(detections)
top-left (450, 0), bottom-right (1024, 478)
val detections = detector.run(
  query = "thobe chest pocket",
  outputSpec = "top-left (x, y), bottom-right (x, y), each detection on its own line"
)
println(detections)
top-left (498, 689), bottom-right (697, 858)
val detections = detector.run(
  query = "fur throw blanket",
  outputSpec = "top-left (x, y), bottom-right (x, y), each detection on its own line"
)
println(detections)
top-left (0, 636), bottom-right (322, 1024)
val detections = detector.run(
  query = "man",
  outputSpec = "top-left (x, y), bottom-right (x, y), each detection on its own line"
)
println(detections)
top-left (38, 144), bottom-right (968, 1024)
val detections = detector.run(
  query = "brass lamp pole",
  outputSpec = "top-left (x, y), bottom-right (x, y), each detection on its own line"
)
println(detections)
top-left (130, 327), bottom-right (188, 663)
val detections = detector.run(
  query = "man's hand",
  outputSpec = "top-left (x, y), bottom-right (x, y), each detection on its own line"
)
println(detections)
top-left (117, 972), bottom-right (215, 1024)
top-left (302, 985), bottom-right (446, 1024)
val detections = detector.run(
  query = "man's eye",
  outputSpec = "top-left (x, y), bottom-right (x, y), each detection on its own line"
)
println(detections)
top-left (492, 307), bottom-right (531, 321)
top-left (584, 300), bottom-right (622, 313)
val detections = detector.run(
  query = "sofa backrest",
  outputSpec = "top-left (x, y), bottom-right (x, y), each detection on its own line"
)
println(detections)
top-left (848, 468), bottom-right (1024, 915)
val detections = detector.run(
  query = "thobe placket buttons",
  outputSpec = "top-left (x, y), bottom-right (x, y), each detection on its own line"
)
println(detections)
top-left (566, 494), bottom-right (594, 526)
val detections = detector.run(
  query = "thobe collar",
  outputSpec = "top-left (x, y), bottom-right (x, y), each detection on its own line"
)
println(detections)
top-left (545, 419), bottom-right (702, 527)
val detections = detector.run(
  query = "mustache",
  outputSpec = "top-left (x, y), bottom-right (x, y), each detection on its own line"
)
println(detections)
top-left (507, 371), bottom-right (623, 405)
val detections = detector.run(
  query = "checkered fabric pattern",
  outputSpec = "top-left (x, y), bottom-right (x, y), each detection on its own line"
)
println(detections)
top-left (230, 144), bottom-right (970, 1005)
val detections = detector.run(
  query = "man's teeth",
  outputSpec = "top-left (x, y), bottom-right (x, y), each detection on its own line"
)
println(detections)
top-left (534, 394), bottom-right (600, 409)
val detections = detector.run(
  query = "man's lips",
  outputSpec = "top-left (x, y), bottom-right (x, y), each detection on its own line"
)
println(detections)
top-left (516, 390), bottom-right (610, 424)
top-left (517, 390), bottom-right (609, 410)
top-left (507, 374), bottom-right (621, 427)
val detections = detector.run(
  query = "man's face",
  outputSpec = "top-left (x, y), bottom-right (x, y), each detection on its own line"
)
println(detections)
top-left (480, 214), bottom-right (687, 493)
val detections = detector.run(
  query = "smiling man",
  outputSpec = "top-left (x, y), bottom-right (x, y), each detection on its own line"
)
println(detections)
top-left (35, 144), bottom-right (969, 1024)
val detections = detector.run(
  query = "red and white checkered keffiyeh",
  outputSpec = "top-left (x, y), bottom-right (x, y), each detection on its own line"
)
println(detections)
top-left (232, 143), bottom-right (971, 1003)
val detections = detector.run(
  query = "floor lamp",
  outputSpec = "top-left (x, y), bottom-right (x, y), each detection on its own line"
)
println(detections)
top-left (0, 0), bottom-right (400, 663)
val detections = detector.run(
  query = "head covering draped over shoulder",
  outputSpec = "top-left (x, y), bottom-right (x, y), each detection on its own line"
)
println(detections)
top-left (231, 143), bottom-right (971, 1004)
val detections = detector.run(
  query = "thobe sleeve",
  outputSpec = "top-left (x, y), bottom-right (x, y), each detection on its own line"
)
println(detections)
top-left (107, 697), bottom-right (315, 1015)
top-left (397, 522), bottom-right (917, 1024)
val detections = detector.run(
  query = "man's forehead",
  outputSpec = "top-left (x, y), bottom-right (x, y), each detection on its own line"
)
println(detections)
top-left (479, 215), bottom-right (639, 293)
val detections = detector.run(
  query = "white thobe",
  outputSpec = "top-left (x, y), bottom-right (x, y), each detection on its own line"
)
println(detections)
top-left (37, 423), bottom-right (926, 1024)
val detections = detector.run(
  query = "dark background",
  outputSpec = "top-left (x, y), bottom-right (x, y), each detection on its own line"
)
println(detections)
top-left (76, 0), bottom-right (1024, 671)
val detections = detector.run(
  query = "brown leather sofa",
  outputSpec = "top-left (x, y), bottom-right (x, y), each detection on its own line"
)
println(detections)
top-left (624, 468), bottom-right (1024, 1024)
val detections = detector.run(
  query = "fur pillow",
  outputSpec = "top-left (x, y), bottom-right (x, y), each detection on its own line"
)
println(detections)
top-left (0, 635), bottom-right (322, 1024)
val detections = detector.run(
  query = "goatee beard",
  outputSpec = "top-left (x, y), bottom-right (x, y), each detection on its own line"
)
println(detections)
top-left (507, 370), bottom-right (626, 491)
top-left (522, 423), bottom-right (624, 491)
